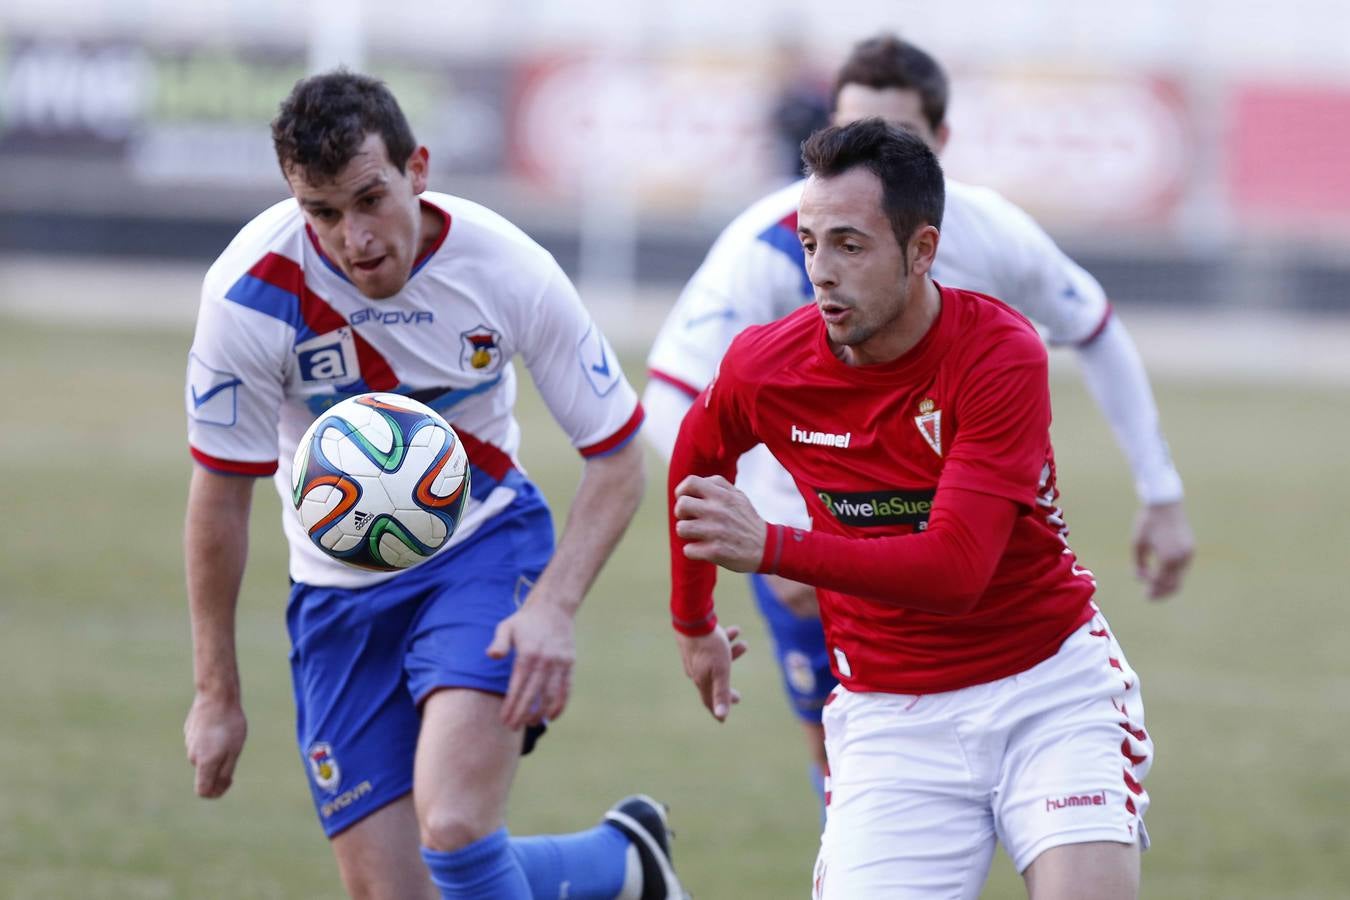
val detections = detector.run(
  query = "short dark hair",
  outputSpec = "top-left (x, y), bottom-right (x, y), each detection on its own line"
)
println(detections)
top-left (832, 34), bottom-right (949, 133)
top-left (271, 70), bottom-right (417, 182)
top-left (801, 119), bottom-right (945, 252)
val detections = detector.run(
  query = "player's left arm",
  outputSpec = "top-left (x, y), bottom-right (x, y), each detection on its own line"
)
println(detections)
top-left (488, 264), bottom-right (647, 728)
top-left (488, 439), bottom-right (645, 729)
top-left (1073, 317), bottom-right (1194, 599)
top-left (997, 196), bottom-right (1193, 599)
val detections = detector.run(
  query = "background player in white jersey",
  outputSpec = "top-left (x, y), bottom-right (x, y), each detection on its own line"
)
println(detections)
top-left (183, 71), bottom-right (685, 900)
top-left (643, 33), bottom-right (1193, 811)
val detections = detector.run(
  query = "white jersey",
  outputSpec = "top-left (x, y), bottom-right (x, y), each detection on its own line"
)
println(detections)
top-left (187, 192), bottom-right (642, 588)
top-left (646, 178), bottom-right (1183, 522)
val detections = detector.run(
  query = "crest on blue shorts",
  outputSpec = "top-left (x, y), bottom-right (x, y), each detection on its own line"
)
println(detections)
top-left (307, 741), bottom-right (342, 794)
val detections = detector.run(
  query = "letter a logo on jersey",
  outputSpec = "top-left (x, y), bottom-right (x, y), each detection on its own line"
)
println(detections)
top-left (914, 398), bottom-right (942, 456)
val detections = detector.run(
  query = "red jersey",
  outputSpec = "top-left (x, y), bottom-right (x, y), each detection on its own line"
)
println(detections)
top-left (669, 284), bottom-right (1096, 694)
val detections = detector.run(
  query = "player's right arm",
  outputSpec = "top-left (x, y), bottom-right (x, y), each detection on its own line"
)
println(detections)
top-left (183, 466), bottom-right (254, 798)
top-left (182, 251), bottom-right (290, 796)
top-left (645, 188), bottom-right (824, 617)
top-left (666, 343), bottom-right (761, 721)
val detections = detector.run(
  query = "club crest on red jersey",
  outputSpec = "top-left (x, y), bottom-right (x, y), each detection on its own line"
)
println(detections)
top-left (914, 398), bottom-right (942, 456)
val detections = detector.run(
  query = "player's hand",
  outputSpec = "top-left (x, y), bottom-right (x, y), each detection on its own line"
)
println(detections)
top-left (674, 475), bottom-right (766, 573)
top-left (676, 624), bottom-right (749, 722)
top-left (487, 600), bottom-right (576, 729)
top-left (1133, 500), bottom-right (1195, 600)
top-left (184, 692), bottom-right (248, 799)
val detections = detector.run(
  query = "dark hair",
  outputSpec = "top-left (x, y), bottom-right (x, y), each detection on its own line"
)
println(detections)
top-left (271, 70), bottom-right (417, 182)
top-left (832, 34), bottom-right (949, 133)
top-left (801, 119), bottom-right (945, 252)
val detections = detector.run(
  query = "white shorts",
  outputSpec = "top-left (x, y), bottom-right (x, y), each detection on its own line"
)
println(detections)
top-left (812, 611), bottom-right (1152, 900)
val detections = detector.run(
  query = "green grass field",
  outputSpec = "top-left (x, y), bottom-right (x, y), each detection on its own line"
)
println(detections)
top-left (2, 315), bottom-right (1347, 899)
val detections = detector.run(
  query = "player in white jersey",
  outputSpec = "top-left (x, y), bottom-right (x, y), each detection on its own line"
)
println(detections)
top-left (644, 34), bottom-right (1193, 816)
top-left (184, 71), bottom-right (685, 900)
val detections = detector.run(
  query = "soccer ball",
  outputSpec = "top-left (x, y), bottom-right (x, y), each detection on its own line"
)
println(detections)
top-left (291, 393), bottom-right (471, 571)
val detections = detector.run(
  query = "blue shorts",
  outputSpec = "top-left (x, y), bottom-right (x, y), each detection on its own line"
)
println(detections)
top-left (287, 491), bottom-right (554, 837)
top-left (749, 573), bottom-right (837, 725)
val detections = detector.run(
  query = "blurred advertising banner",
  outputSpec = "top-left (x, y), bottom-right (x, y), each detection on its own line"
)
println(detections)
top-left (508, 53), bottom-right (779, 205)
top-left (1226, 83), bottom-right (1350, 230)
top-left (0, 36), bottom-right (509, 186)
top-left (3, 35), bottom-right (1348, 238)
top-left (941, 72), bottom-right (1191, 228)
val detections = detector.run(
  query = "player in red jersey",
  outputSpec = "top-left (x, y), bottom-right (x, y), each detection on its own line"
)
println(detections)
top-left (668, 120), bottom-right (1152, 899)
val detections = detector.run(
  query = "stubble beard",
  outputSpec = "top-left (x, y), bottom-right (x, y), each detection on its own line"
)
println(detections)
top-left (828, 317), bottom-right (874, 348)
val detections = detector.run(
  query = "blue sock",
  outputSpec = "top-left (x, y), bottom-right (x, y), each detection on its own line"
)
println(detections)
top-left (809, 762), bottom-right (828, 827)
top-left (421, 828), bottom-right (532, 900)
top-left (510, 823), bottom-right (632, 899)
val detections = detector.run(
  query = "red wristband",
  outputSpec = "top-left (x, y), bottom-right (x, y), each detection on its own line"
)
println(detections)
top-left (760, 522), bottom-right (785, 575)
top-left (671, 611), bottom-right (719, 637)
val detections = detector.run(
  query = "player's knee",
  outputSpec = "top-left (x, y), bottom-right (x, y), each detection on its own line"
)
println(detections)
top-left (419, 807), bottom-right (495, 852)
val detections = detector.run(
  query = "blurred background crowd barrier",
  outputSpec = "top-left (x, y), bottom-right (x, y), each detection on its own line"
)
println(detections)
top-left (1, 0), bottom-right (1347, 313)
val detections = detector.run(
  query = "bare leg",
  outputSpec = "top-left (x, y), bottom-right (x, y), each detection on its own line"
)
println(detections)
top-left (414, 688), bottom-right (522, 852)
top-left (329, 796), bottom-right (437, 900)
top-left (1023, 841), bottom-right (1140, 900)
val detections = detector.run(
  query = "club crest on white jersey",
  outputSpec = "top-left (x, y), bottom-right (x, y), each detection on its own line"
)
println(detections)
top-left (460, 325), bottom-right (504, 373)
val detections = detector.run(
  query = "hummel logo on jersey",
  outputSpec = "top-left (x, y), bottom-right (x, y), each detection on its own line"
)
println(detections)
top-left (791, 424), bottom-right (852, 448)
top-left (352, 510), bottom-right (374, 531)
